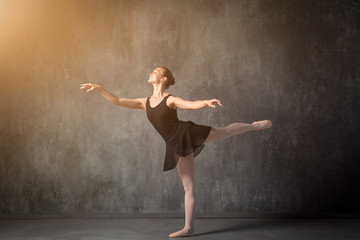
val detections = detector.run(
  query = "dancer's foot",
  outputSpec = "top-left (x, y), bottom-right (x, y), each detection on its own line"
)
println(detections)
top-left (169, 228), bottom-right (195, 238)
top-left (251, 120), bottom-right (272, 130)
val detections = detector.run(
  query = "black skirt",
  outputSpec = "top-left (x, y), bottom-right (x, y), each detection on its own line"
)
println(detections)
top-left (163, 121), bottom-right (211, 171)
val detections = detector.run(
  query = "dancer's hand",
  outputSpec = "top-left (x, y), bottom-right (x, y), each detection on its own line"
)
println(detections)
top-left (80, 83), bottom-right (101, 92)
top-left (207, 98), bottom-right (223, 108)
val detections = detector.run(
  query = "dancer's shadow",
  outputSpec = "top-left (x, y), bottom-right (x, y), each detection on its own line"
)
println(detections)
top-left (195, 225), bottom-right (246, 236)
top-left (195, 219), bottom-right (293, 237)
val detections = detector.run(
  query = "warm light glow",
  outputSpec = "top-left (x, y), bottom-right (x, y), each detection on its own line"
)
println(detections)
top-left (0, 0), bottom-right (65, 76)
top-left (0, 0), bottom-right (55, 51)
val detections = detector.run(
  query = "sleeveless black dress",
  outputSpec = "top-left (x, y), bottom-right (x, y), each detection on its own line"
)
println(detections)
top-left (146, 95), bottom-right (211, 171)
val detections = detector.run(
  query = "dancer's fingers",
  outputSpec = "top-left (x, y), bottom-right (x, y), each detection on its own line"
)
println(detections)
top-left (81, 83), bottom-right (100, 92)
top-left (87, 87), bottom-right (95, 92)
top-left (210, 99), bottom-right (222, 108)
top-left (209, 101), bottom-right (216, 108)
top-left (80, 83), bottom-right (90, 89)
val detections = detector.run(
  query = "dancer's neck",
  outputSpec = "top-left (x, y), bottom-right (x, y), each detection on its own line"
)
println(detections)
top-left (152, 85), bottom-right (167, 99)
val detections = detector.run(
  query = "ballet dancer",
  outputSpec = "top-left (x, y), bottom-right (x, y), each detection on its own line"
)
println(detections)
top-left (80, 66), bottom-right (272, 237)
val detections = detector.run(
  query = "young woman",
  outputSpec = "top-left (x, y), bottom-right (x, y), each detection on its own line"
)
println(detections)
top-left (80, 66), bottom-right (272, 238)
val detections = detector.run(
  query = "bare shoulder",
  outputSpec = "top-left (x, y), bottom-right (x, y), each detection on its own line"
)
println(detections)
top-left (136, 97), bottom-right (148, 103)
top-left (168, 95), bottom-right (185, 101)
top-left (167, 95), bottom-right (181, 109)
top-left (136, 98), bottom-right (148, 110)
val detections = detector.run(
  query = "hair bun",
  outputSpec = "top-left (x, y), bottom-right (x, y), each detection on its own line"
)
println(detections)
top-left (160, 66), bottom-right (176, 89)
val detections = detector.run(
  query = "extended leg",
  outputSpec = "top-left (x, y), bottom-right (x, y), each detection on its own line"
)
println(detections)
top-left (204, 120), bottom-right (272, 144)
top-left (169, 154), bottom-right (196, 238)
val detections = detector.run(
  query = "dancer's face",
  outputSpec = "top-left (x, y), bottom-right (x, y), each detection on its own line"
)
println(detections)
top-left (148, 67), bottom-right (165, 85)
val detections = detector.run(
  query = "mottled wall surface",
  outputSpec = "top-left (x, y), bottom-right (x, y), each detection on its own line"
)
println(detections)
top-left (0, 0), bottom-right (359, 214)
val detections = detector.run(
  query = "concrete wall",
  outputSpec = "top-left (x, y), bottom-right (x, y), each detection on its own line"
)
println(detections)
top-left (0, 0), bottom-right (359, 214)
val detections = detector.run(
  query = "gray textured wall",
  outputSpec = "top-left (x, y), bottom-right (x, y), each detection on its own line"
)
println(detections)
top-left (0, 0), bottom-right (359, 214)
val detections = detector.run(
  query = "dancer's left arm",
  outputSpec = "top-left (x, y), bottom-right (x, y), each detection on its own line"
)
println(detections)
top-left (168, 96), bottom-right (222, 110)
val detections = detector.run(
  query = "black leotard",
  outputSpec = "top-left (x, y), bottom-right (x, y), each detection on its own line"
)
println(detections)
top-left (146, 95), bottom-right (211, 171)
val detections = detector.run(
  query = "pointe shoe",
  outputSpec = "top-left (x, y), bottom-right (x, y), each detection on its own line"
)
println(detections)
top-left (252, 120), bottom-right (272, 130)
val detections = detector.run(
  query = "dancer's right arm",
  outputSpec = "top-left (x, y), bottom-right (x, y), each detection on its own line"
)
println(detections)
top-left (80, 83), bottom-right (146, 110)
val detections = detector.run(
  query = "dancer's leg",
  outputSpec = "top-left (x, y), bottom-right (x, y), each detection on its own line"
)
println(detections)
top-left (204, 120), bottom-right (272, 144)
top-left (169, 154), bottom-right (196, 238)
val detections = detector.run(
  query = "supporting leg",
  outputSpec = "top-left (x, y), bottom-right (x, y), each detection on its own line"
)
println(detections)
top-left (169, 154), bottom-right (196, 238)
top-left (204, 120), bottom-right (272, 144)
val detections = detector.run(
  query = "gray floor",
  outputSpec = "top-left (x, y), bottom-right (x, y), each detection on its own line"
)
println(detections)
top-left (0, 218), bottom-right (360, 240)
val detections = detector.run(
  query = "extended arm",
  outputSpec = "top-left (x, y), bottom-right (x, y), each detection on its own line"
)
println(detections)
top-left (168, 96), bottom-right (223, 110)
top-left (80, 83), bottom-right (146, 110)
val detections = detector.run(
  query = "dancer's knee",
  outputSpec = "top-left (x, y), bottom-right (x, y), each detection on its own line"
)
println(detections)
top-left (182, 181), bottom-right (195, 193)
